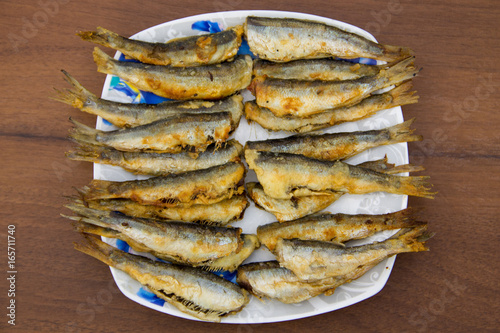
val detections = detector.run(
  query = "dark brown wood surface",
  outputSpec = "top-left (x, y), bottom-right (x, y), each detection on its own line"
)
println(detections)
top-left (1, 0), bottom-right (499, 332)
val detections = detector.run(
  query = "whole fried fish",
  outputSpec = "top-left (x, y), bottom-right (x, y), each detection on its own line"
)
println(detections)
top-left (78, 25), bottom-right (244, 67)
top-left (250, 56), bottom-right (418, 117)
top-left (245, 119), bottom-right (422, 161)
top-left (79, 161), bottom-right (246, 207)
top-left (257, 208), bottom-right (423, 252)
top-left (244, 81), bottom-right (418, 133)
top-left (275, 225), bottom-right (432, 281)
top-left (245, 16), bottom-right (413, 62)
top-left (246, 157), bottom-right (424, 221)
top-left (236, 260), bottom-right (378, 304)
top-left (253, 58), bottom-right (384, 81)
top-left (74, 235), bottom-right (249, 322)
top-left (67, 140), bottom-right (243, 176)
top-left (68, 113), bottom-right (232, 154)
top-left (55, 71), bottom-right (244, 128)
top-left (245, 151), bottom-right (435, 199)
top-left (93, 48), bottom-right (252, 100)
top-left (71, 194), bottom-right (248, 226)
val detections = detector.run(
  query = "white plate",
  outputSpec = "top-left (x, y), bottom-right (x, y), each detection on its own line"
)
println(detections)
top-left (94, 10), bottom-right (409, 323)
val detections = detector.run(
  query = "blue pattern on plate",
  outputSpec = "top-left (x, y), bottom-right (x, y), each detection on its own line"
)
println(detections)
top-left (137, 287), bottom-right (166, 306)
top-left (192, 20), bottom-right (222, 33)
top-left (338, 57), bottom-right (378, 65)
top-left (116, 239), bottom-right (130, 252)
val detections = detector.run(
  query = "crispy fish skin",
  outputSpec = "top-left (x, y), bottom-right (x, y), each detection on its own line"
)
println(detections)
top-left (78, 194), bottom-right (248, 226)
top-left (247, 182), bottom-right (341, 222)
top-left (79, 161), bottom-right (246, 207)
top-left (54, 71), bottom-right (244, 128)
top-left (93, 48), bottom-right (253, 100)
top-left (74, 235), bottom-right (249, 322)
top-left (257, 209), bottom-right (423, 252)
top-left (236, 260), bottom-right (379, 303)
top-left (253, 58), bottom-right (382, 81)
top-left (67, 140), bottom-right (243, 176)
top-left (250, 56), bottom-right (418, 117)
top-left (245, 16), bottom-right (413, 62)
top-left (68, 112), bottom-right (232, 154)
top-left (275, 225), bottom-right (432, 281)
top-left (246, 158), bottom-right (423, 222)
top-left (245, 119), bottom-right (422, 161)
top-left (244, 81), bottom-right (418, 133)
top-left (245, 151), bottom-right (435, 199)
top-left (65, 205), bottom-right (243, 264)
top-left (73, 221), bottom-right (257, 271)
top-left (79, 25), bottom-right (244, 67)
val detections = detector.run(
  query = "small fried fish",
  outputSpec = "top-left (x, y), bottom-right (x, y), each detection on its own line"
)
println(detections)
top-left (245, 151), bottom-right (435, 199)
top-left (257, 208), bottom-right (424, 252)
top-left (78, 25), bottom-right (244, 67)
top-left (93, 48), bottom-right (252, 100)
top-left (74, 235), bottom-right (249, 322)
top-left (67, 140), bottom-right (243, 176)
top-left (55, 71), bottom-right (244, 129)
top-left (245, 16), bottom-right (413, 62)
top-left (249, 56), bottom-right (418, 117)
top-left (68, 112), bottom-right (232, 154)
top-left (245, 119), bottom-right (422, 161)
top-left (275, 225), bottom-right (432, 281)
top-left (244, 81), bottom-right (418, 133)
top-left (79, 161), bottom-right (246, 207)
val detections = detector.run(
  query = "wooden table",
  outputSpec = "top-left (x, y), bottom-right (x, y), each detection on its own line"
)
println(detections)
top-left (1, 1), bottom-right (498, 332)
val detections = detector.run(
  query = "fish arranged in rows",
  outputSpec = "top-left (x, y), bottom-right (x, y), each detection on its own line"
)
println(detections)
top-left (238, 223), bottom-right (432, 303)
top-left (245, 81), bottom-right (418, 133)
top-left (75, 235), bottom-right (249, 322)
top-left (55, 70), bottom-right (244, 129)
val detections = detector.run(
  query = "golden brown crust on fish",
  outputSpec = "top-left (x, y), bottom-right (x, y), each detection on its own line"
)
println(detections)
top-left (93, 48), bottom-right (253, 100)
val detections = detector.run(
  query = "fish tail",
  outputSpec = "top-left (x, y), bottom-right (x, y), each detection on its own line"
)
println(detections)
top-left (52, 70), bottom-right (98, 110)
top-left (77, 27), bottom-right (118, 48)
top-left (387, 118), bottom-right (423, 143)
top-left (379, 56), bottom-right (420, 88)
top-left (78, 179), bottom-right (116, 201)
top-left (73, 234), bottom-right (117, 267)
top-left (65, 143), bottom-right (113, 163)
top-left (382, 163), bottom-right (425, 175)
top-left (68, 118), bottom-right (102, 146)
top-left (93, 47), bottom-right (116, 75)
top-left (388, 208), bottom-right (427, 228)
top-left (386, 81), bottom-right (419, 107)
top-left (380, 44), bottom-right (415, 63)
top-left (392, 225), bottom-right (434, 252)
top-left (397, 175), bottom-right (436, 199)
top-left (72, 220), bottom-right (120, 238)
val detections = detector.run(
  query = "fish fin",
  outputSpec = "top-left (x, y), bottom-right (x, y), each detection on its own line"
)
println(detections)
top-left (68, 117), bottom-right (102, 146)
top-left (387, 118), bottom-right (423, 143)
top-left (379, 56), bottom-right (420, 87)
top-left (380, 44), bottom-right (415, 63)
top-left (386, 81), bottom-right (419, 107)
top-left (52, 70), bottom-right (98, 111)
top-left (398, 175), bottom-right (436, 199)
top-left (93, 47), bottom-right (116, 74)
top-left (73, 233), bottom-right (116, 267)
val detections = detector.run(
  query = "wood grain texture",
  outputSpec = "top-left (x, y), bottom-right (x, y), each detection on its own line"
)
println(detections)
top-left (1, 0), bottom-right (499, 332)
